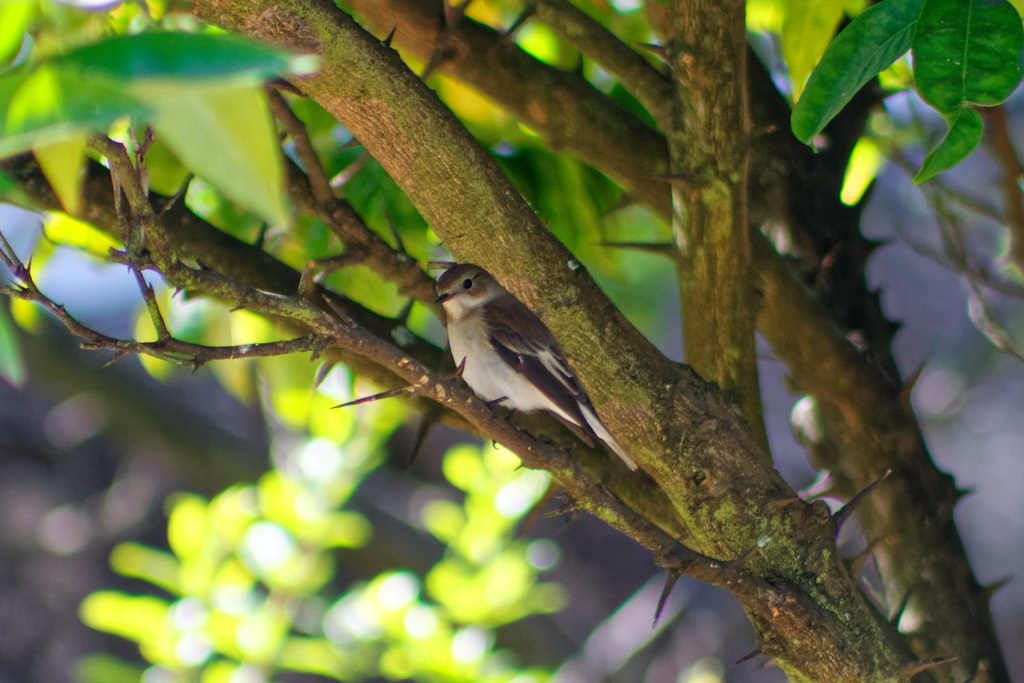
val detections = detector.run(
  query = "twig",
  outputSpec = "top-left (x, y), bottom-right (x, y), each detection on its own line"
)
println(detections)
top-left (983, 105), bottom-right (1024, 271)
top-left (528, 0), bottom-right (672, 124)
top-left (0, 232), bottom-right (320, 367)
top-left (282, 157), bottom-right (439, 308)
top-left (267, 87), bottom-right (335, 204)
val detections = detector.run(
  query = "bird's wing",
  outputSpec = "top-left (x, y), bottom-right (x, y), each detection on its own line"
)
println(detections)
top-left (482, 296), bottom-right (595, 432)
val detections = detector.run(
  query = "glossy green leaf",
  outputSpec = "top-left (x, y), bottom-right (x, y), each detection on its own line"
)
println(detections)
top-left (0, 64), bottom-right (148, 157)
top-left (914, 106), bottom-right (983, 182)
top-left (0, 304), bottom-right (26, 387)
top-left (782, 0), bottom-right (846, 100)
top-left (132, 82), bottom-right (288, 225)
top-left (0, 0), bottom-right (33, 66)
top-left (912, 0), bottom-right (1023, 114)
top-left (792, 0), bottom-right (926, 143)
top-left (54, 31), bottom-right (316, 84)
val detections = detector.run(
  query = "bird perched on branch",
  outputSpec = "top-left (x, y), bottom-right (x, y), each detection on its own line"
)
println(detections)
top-left (435, 263), bottom-right (638, 471)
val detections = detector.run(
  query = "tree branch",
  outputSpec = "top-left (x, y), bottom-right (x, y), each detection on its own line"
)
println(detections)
top-left (189, 0), bottom-right (928, 678)
top-left (325, 3), bottom-right (1007, 678)
top-left (653, 1), bottom-right (766, 450)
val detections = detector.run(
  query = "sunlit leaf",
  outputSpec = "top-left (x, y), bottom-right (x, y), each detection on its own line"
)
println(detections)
top-left (80, 591), bottom-right (170, 646)
top-left (9, 296), bottom-right (43, 333)
top-left (167, 493), bottom-right (210, 562)
top-left (0, 304), bottom-right (26, 387)
top-left (143, 138), bottom-right (190, 195)
top-left (278, 637), bottom-right (345, 677)
top-left (74, 653), bottom-right (146, 683)
top-left (781, 0), bottom-right (846, 100)
top-left (110, 542), bottom-right (182, 595)
top-left (0, 64), bottom-right (148, 157)
top-left (54, 31), bottom-right (316, 83)
top-left (0, 0), bottom-right (33, 66)
top-left (792, 0), bottom-right (926, 143)
top-left (422, 499), bottom-right (466, 544)
top-left (841, 136), bottom-right (885, 204)
top-left (33, 135), bottom-right (87, 215)
top-left (914, 106), bottom-right (984, 182)
top-left (912, 0), bottom-right (1023, 114)
top-left (130, 82), bottom-right (288, 225)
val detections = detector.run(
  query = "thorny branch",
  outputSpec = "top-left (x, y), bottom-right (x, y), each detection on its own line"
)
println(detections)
top-left (268, 91), bottom-right (439, 308)
top-left (2, 137), bottom-right (826, 627)
top-left (0, 230), bottom-right (321, 368)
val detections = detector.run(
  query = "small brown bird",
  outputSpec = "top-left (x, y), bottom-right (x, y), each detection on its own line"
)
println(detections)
top-left (435, 263), bottom-right (637, 470)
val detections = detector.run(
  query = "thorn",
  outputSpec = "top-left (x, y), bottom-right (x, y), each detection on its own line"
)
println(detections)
top-left (636, 42), bottom-right (668, 60)
top-left (516, 480), bottom-right (559, 538)
top-left (900, 363), bottom-right (925, 407)
top-left (734, 648), bottom-right (764, 665)
top-left (955, 486), bottom-right (975, 502)
top-left (896, 656), bottom-right (957, 680)
top-left (382, 26), bottom-right (397, 47)
top-left (313, 361), bottom-right (336, 389)
top-left (889, 590), bottom-right (912, 626)
top-left (396, 298), bottom-right (415, 326)
top-left (726, 543), bottom-right (763, 572)
top-left (333, 384), bottom-right (414, 408)
top-left (658, 172), bottom-right (698, 190)
top-left (322, 292), bottom-right (354, 323)
top-left (383, 210), bottom-right (407, 255)
top-left (253, 223), bottom-right (269, 250)
top-left (831, 469), bottom-right (892, 528)
top-left (408, 403), bottom-right (443, 467)
top-left (426, 260), bottom-right (456, 270)
top-left (599, 241), bottom-right (676, 258)
top-left (962, 659), bottom-right (990, 683)
top-left (546, 496), bottom-right (580, 519)
top-left (102, 349), bottom-right (130, 367)
top-left (982, 577), bottom-right (1011, 600)
top-left (339, 136), bottom-right (362, 150)
top-left (749, 123), bottom-right (778, 143)
top-left (653, 570), bottom-right (681, 626)
top-left (502, 6), bottom-right (534, 41)
top-left (455, 356), bottom-right (467, 378)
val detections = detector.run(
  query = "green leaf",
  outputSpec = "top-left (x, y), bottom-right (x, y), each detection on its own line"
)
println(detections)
top-left (74, 653), bottom-right (146, 683)
top-left (781, 0), bottom-right (846, 100)
top-left (131, 82), bottom-right (288, 225)
top-left (33, 134), bottom-right (87, 215)
top-left (0, 304), bottom-right (26, 387)
top-left (0, 64), bottom-right (149, 157)
top-left (0, 0), bottom-right (33, 66)
top-left (914, 106), bottom-right (983, 182)
top-left (792, 0), bottom-right (926, 144)
top-left (912, 0), bottom-right (1024, 114)
top-left (54, 31), bottom-right (316, 84)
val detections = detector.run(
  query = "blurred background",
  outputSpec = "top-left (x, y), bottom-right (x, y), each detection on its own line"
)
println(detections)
top-left (2, 0), bottom-right (1024, 681)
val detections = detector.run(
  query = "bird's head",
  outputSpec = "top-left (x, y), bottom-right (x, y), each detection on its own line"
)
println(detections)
top-left (435, 264), bottom-right (500, 317)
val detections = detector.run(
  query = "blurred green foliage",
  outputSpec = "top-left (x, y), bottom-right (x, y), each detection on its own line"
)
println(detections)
top-left (3, 0), bottom-right (1022, 681)
top-left (78, 416), bottom-right (559, 683)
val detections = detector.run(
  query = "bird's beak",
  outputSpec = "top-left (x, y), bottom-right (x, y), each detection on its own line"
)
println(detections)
top-left (435, 292), bottom-right (453, 304)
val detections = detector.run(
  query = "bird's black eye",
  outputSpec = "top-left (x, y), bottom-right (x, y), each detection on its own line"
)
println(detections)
top-left (462, 278), bottom-right (473, 290)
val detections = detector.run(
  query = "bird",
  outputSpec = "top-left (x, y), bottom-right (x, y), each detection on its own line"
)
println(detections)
top-left (434, 263), bottom-right (638, 470)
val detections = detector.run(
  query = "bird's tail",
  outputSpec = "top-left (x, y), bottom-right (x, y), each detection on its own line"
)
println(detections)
top-left (580, 405), bottom-right (638, 471)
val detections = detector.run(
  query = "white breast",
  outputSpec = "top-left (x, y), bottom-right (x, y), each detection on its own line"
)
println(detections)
top-left (449, 316), bottom-right (567, 416)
